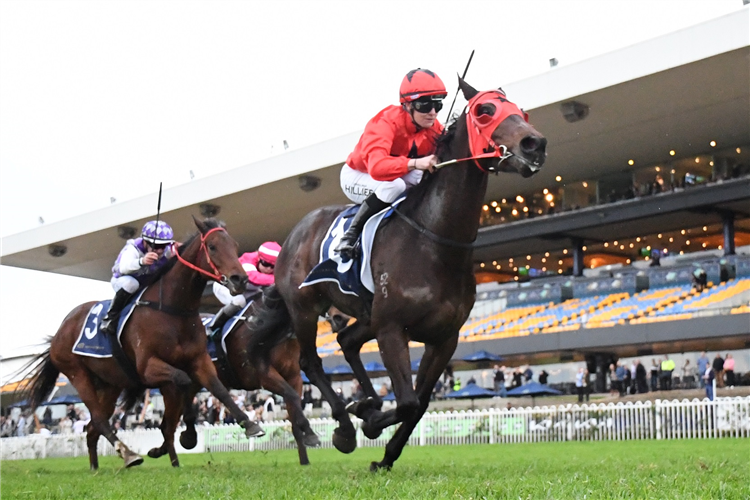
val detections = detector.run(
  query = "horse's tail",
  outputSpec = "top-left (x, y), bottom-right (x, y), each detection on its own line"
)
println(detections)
top-left (121, 387), bottom-right (146, 412)
top-left (20, 339), bottom-right (59, 409)
top-left (246, 285), bottom-right (293, 359)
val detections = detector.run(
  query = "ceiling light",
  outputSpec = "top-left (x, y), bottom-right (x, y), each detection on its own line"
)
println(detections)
top-left (545, 194), bottom-right (554, 202)
top-left (482, 205), bottom-right (489, 211)
top-left (491, 201), bottom-right (498, 207)
top-left (628, 160), bottom-right (634, 166)
top-left (695, 157), bottom-right (700, 163)
top-left (669, 150), bottom-right (676, 156)
top-left (655, 166), bottom-right (661, 172)
top-left (555, 176), bottom-right (562, 182)
top-left (561, 101), bottom-right (589, 122)
top-left (710, 141), bottom-right (716, 147)
top-left (516, 195), bottom-right (524, 203)
top-left (582, 181), bottom-right (588, 188)
top-left (480, 262), bottom-right (485, 267)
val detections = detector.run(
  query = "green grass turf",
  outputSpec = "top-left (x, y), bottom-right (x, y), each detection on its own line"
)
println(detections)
top-left (1, 440), bottom-right (747, 500)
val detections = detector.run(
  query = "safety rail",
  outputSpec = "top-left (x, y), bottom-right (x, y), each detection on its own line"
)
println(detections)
top-left (2, 397), bottom-right (747, 461)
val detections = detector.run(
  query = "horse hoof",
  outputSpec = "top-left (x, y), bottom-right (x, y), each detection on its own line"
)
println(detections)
top-left (171, 459), bottom-right (180, 468)
top-left (147, 447), bottom-right (164, 459)
top-left (124, 453), bottom-right (144, 468)
top-left (346, 397), bottom-right (378, 418)
top-left (243, 420), bottom-right (265, 438)
top-left (369, 461), bottom-right (391, 473)
top-left (303, 432), bottom-right (321, 448)
top-left (332, 428), bottom-right (357, 454)
top-left (362, 420), bottom-right (383, 440)
top-left (179, 430), bottom-right (198, 450)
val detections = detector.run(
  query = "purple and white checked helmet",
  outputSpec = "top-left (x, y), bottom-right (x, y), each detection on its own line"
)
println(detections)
top-left (141, 220), bottom-right (174, 245)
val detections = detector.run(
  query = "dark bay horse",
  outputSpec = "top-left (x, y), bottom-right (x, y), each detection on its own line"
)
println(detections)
top-left (252, 78), bottom-right (547, 470)
top-left (166, 305), bottom-right (348, 466)
top-left (23, 217), bottom-right (264, 470)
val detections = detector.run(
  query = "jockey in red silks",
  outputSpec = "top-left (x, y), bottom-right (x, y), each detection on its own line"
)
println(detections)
top-left (101, 220), bottom-right (177, 336)
top-left (209, 241), bottom-right (281, 334)
top-left (335, 68), bottom-right (447, 259)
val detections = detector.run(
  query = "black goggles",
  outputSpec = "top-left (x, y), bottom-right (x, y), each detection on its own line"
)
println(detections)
top-left (412, 99), bottom-right (443, 114)
top-left (259, 259), bottom-right (275, 269)
top-left (148, 242), bottom-right (168, 250)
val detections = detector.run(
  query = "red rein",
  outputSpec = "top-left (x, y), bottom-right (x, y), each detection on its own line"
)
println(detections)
top-left (173, 227), bottom-right (227, 283)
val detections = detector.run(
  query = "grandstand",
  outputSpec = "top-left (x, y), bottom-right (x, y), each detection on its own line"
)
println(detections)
top-left (1, 9), bottom-right (749, 391)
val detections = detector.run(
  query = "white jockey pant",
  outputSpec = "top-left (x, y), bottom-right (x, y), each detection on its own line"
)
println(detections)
top-left (111, 275), bottom-right (140, 294)
top-left (213, 282), bottom-right (247, 308)
top-left (339, 164), bottom-right (423, 204)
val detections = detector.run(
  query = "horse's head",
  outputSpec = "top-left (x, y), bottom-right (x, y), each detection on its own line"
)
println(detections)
top-left (458, 77), bottom-right (546, 177)
top-left (191, 216), bottom-right (248, 294)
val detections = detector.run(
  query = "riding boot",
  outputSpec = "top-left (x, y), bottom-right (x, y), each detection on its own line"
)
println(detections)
top-left (100, 289), bottom-right (135, 337)
top-left (335, 193), bottom-right (391, 260)
top-left (210, 303), bottom-right (242, 336)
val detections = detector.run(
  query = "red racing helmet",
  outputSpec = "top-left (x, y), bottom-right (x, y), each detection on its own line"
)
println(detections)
top-left (399, 68), bottom-right (447, 103)
top-left (257, 241), bottom-right (281, 266)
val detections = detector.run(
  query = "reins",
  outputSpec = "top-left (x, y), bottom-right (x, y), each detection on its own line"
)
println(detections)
top-left (138, 226), bottom-right (228, 317)
top-left (391, 205), bottom-right (475, 249)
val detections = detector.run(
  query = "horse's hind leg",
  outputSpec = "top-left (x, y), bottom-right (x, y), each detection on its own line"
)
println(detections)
top-left (66, 367), bottom-right (142, 470)
top-left (294, 311), bottom-right (357, 454)
top-left (370, 336), bottom-right (458, 472)
top-left (337, 322), bottom-right (382, 409)
top-left (260, 367), bottom-right (318, 465)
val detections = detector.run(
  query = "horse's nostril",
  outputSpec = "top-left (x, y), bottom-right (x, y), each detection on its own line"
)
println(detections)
top-left (521, 135), bottom-right (545, 154)
top-left (230, 274), bottom-right (247, 287)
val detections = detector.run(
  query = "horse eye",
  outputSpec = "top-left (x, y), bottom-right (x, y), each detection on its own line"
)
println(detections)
top-left (476, 103), bottom-right (496, 117)
top-left (208, 244), bottom-right (216, 252)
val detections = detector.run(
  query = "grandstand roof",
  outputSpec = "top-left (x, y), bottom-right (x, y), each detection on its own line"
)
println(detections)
top-left (2, 8), bottom-right (749, 281)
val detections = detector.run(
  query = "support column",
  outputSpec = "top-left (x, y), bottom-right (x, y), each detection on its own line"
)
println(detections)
top-left (585, 353), bottom-right (616, 393)
top-left (572, 238), bottom-right (585, 277)
top-left (722, 211), bottom-right (736, 256)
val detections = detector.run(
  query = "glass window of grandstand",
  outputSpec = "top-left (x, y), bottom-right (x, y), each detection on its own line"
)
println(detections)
top-left (475, 143), bottom-right (749, 284)
top-left (479, 143), bottom-right (748, 229)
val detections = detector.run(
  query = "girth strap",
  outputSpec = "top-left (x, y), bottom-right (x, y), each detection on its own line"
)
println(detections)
top-left (136, 299), bottom-right (198, 317)
top-left (391, 206), bottom-right (475, 249)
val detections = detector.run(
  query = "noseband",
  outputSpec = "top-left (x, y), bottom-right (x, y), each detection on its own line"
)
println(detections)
top-left (173, 227), bottom-right (229, 285)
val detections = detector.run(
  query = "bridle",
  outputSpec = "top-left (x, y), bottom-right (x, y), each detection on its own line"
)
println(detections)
top-left (173, 227), bottom-right (229, 285)
top-left (434, 90), bottom-right (541, 174)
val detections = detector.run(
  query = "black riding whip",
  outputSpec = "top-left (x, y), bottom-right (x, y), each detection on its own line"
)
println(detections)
top-left (154, 182), bottom-right (163, 229)
top-left (444, 49), bottom-right (474, 124)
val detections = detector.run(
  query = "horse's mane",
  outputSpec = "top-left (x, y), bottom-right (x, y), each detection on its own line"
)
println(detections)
top-left (148, 218), bottom-right (226, 283)
top-left (398, 119), bottom-right (461, 211)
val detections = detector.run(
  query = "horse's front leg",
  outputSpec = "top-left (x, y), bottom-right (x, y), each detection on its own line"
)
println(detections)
top-left (147, 383), bottom-right (185, 466)
top-left (337, 321), bottom-right (382, 408)
top-left (259, 366), bottom-right (319, 465)
top-left (353, 323), bottom-right (418, 439)
top-left (294, 313), bottom-right (357, 454)
top-left (370, 334), bottom-right (458, 472)
top-left (187, 353), bottom-right (264, 438)
top-left (178, 384), bottom-right (202, 450)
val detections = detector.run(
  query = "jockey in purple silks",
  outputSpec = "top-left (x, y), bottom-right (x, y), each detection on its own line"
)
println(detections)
top-left (100, 220), bottom-right (177, 336)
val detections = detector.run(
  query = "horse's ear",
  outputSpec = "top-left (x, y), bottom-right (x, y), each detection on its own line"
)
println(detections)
top-left (192, 215), bottom-right (208, 234)
top-left (458, 75), bottom-right (478, 101)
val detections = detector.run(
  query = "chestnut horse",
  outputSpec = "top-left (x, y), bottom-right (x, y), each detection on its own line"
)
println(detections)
top-left (250, 78), bottom-right (546, 470)
top-left (23, 217), bottom-right (264, 470)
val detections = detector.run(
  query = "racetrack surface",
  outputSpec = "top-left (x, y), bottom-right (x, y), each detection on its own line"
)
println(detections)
top-left (1, 440), bottom-right (747, 499)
